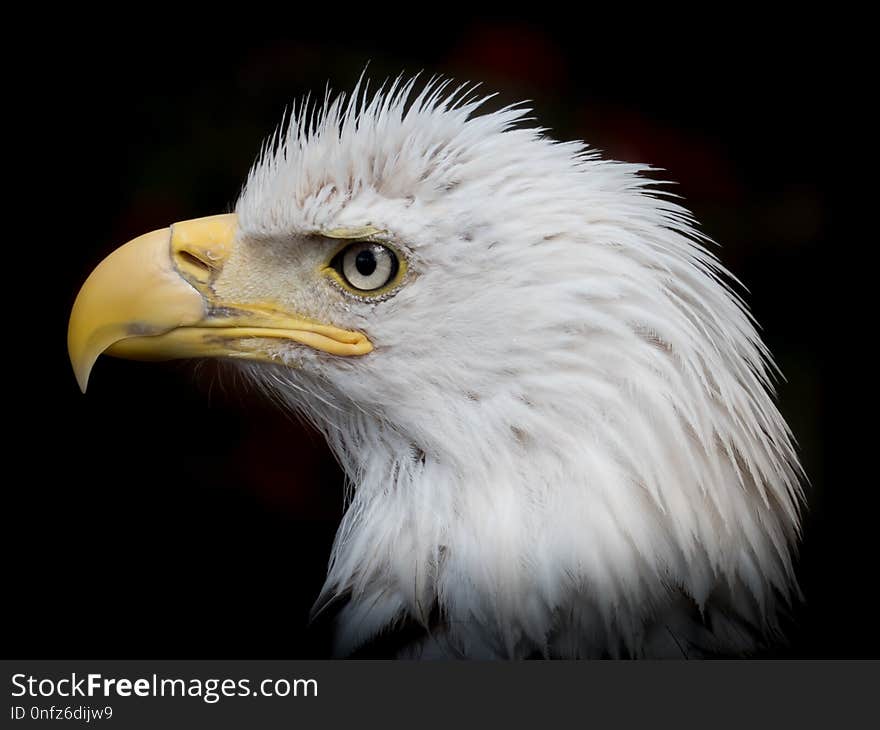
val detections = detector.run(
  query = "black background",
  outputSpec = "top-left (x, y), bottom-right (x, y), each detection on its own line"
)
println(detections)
top-left (5, 14), bottom-right (855, 658)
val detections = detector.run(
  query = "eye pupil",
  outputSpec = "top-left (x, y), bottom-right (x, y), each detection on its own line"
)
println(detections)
top-left (355, 249), bottom-right (377, 276)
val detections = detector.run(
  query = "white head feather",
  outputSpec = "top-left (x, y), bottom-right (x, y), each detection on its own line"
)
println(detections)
top-left (234, 77), bottom-right (803, 658)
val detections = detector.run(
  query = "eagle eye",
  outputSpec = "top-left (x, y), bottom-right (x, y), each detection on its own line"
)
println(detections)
top-left (330, 242), bottom-right (401, 294)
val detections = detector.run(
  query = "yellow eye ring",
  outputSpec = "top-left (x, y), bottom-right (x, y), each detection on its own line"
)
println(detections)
top-left (323, 241), bottom-right (408, 298)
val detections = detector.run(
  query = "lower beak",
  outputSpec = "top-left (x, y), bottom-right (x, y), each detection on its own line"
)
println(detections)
top-left (68, 213), bottom-right (372, 392)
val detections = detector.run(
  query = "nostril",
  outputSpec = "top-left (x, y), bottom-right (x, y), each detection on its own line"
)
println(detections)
top-left (177, 249), bottom-right (214, 273)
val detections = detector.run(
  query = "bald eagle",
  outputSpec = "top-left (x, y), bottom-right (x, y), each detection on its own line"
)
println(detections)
top-left (68, 78), bottom-right (804, 658)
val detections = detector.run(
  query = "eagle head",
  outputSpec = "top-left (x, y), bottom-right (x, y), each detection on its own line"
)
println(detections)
top-left (68, 78), bottom-right (803, 658)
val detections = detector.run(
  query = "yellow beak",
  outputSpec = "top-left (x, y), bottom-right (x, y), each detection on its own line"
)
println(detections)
top-left (68, 213), bottom-right (372, 392)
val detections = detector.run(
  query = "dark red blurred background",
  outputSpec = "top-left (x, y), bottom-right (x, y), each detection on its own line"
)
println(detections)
top-left (6, 16), bottom-right (852, 657)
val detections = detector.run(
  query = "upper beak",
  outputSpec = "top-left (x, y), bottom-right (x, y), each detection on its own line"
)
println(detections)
top-left (68, 213), bottom-right (372, 392)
